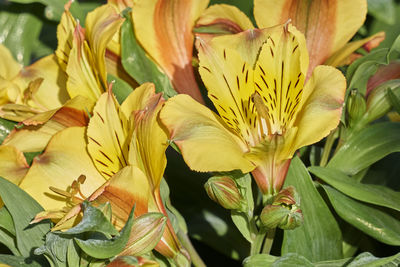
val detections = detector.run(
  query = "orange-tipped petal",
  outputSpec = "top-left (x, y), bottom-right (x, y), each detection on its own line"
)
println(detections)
top-left (132, 0), bottom-right (209, 103)
top-left (255, 0), bottom-right (367, 73)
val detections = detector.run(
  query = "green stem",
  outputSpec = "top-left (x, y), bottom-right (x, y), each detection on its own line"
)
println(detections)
top-left (261, 228), bottom-right (276, 254)
top-left (320, 130), bottom-right (336, 167)
top-left (177, 230), bottom-right (206, 267)
top-left (250, 227), bottom-right (268, 255)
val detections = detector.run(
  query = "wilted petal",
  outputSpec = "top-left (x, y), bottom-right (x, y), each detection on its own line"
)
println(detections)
top-left (325, 32), bottom-right (386, 67)
top-left (0, 145), bottom-right (29, 185)
top-left (132, 0), bottom-right (209, 103)
top-left (160, 94), bottom-right (254, 173)
top-left (19, 127), bottom-right (105, 211)
top-left (255, 0), bottom-right (367, 73)
top-left (292, 65), bottom-right (346, 151)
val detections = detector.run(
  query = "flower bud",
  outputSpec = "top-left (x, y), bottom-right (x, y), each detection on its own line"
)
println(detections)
top-left (347, 89), bottom-right (366, 126)
top-left (204, 176), bottom-right (243, 210)
top-left (260, 186), bottom-right (303, 230)
top-left (365, 80), bottom-right (400, 123)
top-left (121, 212), bottom-right (167, 256)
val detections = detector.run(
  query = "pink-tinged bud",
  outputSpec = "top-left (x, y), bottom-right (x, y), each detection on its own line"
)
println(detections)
top-left (121, 212), bottom-right (167, 256)
top-left (260, 186), bottom-right (303, 230)
top-left (204, 176), bottom-right (243, 210)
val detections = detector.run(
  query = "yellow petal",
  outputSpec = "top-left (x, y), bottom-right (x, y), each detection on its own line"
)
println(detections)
top-left (325, 32), bottom-right (386, 67)
top-left (14, 54), bottom-right (69, 110)
top-left (19, 127), bottom-right (105, 211)
top-left (120, 83), bottom-right (155, 120)
top-left (87, 91), bottom-right (129, 179)
top-left (129, 87), bottom-right (167, 190)
top-left (255, 0), bottom-right (367, 72)
top-left (55, 3), bottom-right (76, 71)
top-left (292, 65), bottom-right (346, 151)
top-left (85, 4), bottom-right (125, 89)
top-left (0, 44), bottom-right (21, 80)
top-left (132, 0), bottom-right (209, 103)
top-left (0, 104), bottom-right (38, 122)
top-left (108, 0), bottom-right (133, 12)
top-left (160, 94), bottom-right (254, 173)
top-left (0, 145), bottom-right (29, 185)
top-left (195, 4), bottom-right (254, 38)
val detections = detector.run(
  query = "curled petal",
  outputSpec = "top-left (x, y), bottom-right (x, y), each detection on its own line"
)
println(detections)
top-left (292, 65), bottom-right (346, 151)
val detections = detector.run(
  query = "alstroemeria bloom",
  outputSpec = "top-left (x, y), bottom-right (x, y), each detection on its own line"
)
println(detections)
top-left (161, 25), bottom-right (346, 196)
top-left (8, 83), bottom-right (188, 264)
top-left (195, 0), bottom-right (384, 77)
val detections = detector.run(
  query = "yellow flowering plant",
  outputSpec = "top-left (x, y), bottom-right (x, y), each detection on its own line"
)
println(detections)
top-left (0, 0), bottom-right (400, 266)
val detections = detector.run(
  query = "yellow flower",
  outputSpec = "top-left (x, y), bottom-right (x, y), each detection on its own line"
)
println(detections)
top-left (195, 0), bottom-right (384, 76)
top-left (160, 24), bottom-right (346, 196)
top-left (1, 83), bottom-right (187, 263)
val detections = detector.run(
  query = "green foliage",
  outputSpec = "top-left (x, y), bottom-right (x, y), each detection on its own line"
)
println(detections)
top-left (282, 158), bottom-right (343, 262)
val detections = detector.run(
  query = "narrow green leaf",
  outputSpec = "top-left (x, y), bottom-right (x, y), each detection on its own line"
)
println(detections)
top-left (314, 258), bottom-right (352, 267)
top-left (231, 211), bottom-right (252, 243)
top-left (0, 118), bottom-right (16, 145)
top-left (328, 122), bottom-right (400, 175)
top-left (67, 239), bottom-right (80, 267)
top-left (0, 228), bottom-right (19, 256)
top-left (74, 206), bottom-right (135, 259)
top-left (65, 202), bottom-right (119, 237)
top-left (282, 157), bottom-right (342, 262)
top-left (310, 166), bottom-right (400, 212)
top-left (347, 252), bottom-right (400, 267)
top-left (0, 254), bottom-right (42, 267)
top-left (120, 16), bottom-right (177, 99)
top-left (0, 207), bottom-right (15, 235)
top-left (323, 185), bottom-right (400, 246)
top-left (0, 4), bottom-right (43, 65)
top-left (0, 177), bottom-right (51, 257)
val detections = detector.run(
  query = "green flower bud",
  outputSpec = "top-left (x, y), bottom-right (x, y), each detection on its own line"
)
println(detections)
top-left (260, 186), bottom-right (303, 230)
top-left (204, 176), bottom-right (243, 210)
top-left (121, 212), bottom-right (167, 256)
top-left (347, 89), bottom-right (366, 126)
top-left (365, 80), bottom-right (400, 123)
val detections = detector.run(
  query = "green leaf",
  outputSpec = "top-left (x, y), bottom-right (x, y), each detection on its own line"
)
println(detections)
top-left (314, 258), bottom-right (352, 267)
top-left (387, 87), bottom-right (400, 114)
top-left (272, 254), bottom-right (314, 267)
top-left (230, 211), bottom-right (252, 243)
top-left (66, 239), bottom-right (80, 267)
top-left (328, 122), bottom-right (400, 175)
top-left (0, 177), bottom-right (51, 257)
top-left (309, 166), bottom-right (400, 212)
top-left (0, 207), bottom-right (15, 236)
top-left (0, 118), bottom-right (17, 145)
top-left (367, 0), bottom-right (396, 25)
top-left (120, 16), bottom-right (177, 99)
top-left (282, 157), bottom-right (342, 262)
top-left (323, 185), bottom-right (400, 246)
top-left (0, 3), bottom-right (43, 65)
top-left (34, 232), bottom-right (71, 267)
top-left (0, 254), bottom-right (42, 267)
top-left (74, 206), bottom-right (135, 259)
top-left (65, 202), bottom-right (119, 238)
top-left (347, 252), bottom-right (400, 267)
top-left (108, 74), bottom-right (134, 104)
top-left (0, 228), bottom-right (19, 256)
